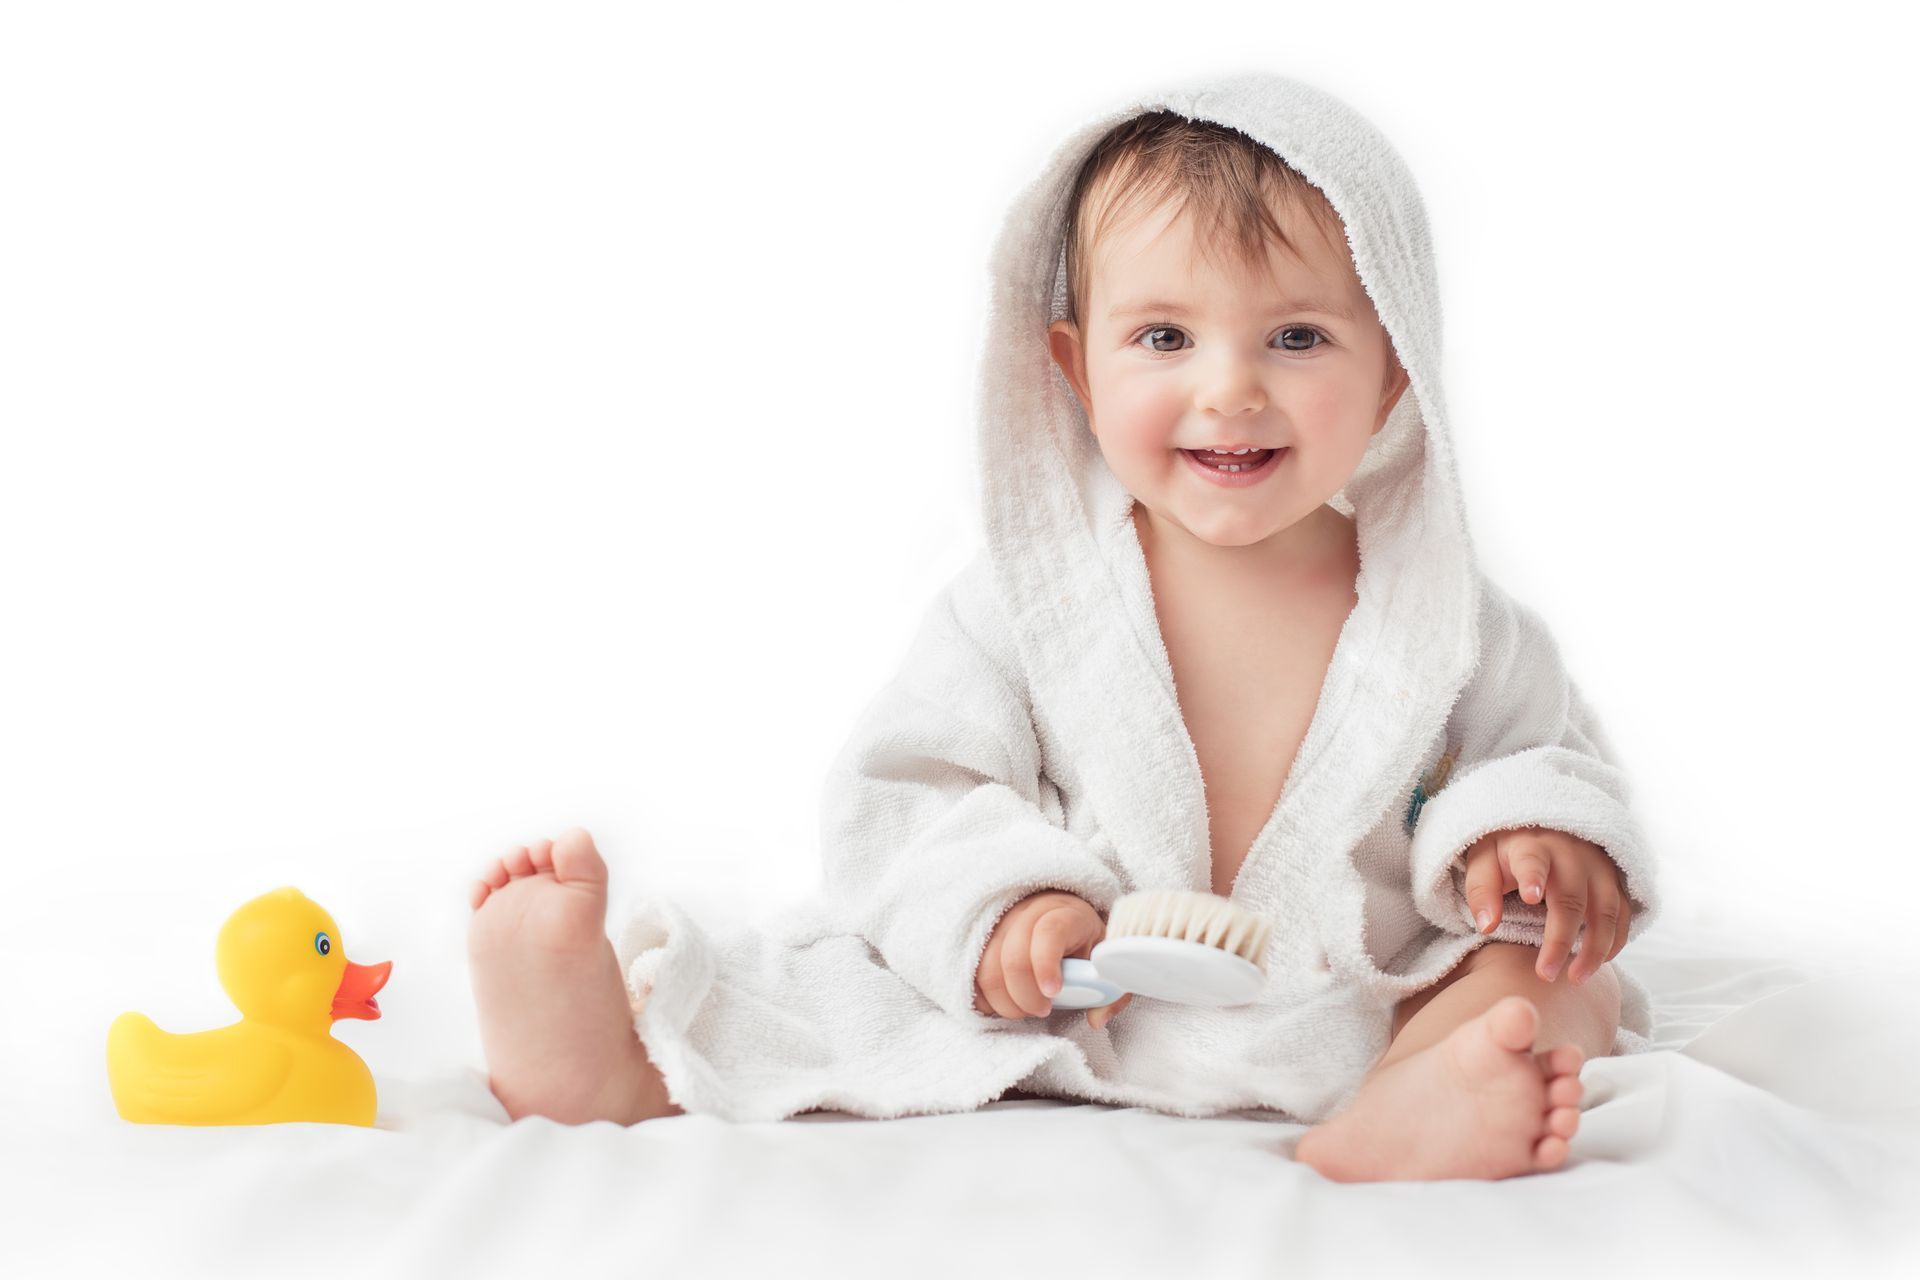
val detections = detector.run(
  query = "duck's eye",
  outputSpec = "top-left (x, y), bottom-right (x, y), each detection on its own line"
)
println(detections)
top-left (314, 931), bottom-right (331, 957)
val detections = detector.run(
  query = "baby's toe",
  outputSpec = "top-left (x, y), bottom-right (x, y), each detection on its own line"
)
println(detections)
top-left (471, 854), bottom-right (517, 909)
top-left (526, 837), bottom-right (556, 873)
top-left (1483, 995), bottom-right (1540, 1053)
top-left (549, 828), bottom-right (609, 888)
top-left (1547, 1075), bottom-right (1583, 1108)
top-left (502, 844), bottom-right (538, 878)
top-left (1537, 1044), bottom-right (1585, 1080)
top-left (1533, 1134), bottom-right (1570, 1171)
top-left (478, 857), bottom-right (513, 891)
top-left (1546, 1105), bottom-right (1580, 1139)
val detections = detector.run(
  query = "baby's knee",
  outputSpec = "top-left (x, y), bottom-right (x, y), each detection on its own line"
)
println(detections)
top-left (1457, 942), bottom-right (1621, 1010)
top-left (1581, 958), bottom-right (1623, 1017)
top-left (1456, 941), bottom-right (1538, 980)
top-left (1393, 942), bottom-right (1619, 1037)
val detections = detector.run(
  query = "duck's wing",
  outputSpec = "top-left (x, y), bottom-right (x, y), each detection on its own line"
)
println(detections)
top-left (107, 1014), bottom-right (294, 1123)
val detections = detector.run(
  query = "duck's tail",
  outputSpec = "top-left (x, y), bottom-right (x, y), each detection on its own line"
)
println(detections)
top-left (105, 1011), bottom-right (169, 1122)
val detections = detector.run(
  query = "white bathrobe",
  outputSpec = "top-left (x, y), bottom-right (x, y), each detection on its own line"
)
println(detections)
top-left (614, 71), bottom-right (1661, 1125)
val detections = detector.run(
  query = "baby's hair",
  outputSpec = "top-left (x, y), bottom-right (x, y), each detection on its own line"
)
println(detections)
top-left (1059, 110), bottom-right (1347, 332)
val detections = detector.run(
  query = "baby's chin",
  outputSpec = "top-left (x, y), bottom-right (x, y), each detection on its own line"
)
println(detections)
top-left (1133, 496), bottom-right (1302, 550)
top-left (1129, 488), bottom-right (1345, 565)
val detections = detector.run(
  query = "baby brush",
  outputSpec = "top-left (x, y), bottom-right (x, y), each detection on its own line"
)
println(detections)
top-left (1050, 889), bottom-right (1273, 1011)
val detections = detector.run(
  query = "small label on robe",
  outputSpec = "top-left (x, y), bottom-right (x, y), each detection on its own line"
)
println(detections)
top-left (1403, 747), bottom-right (1457, 834)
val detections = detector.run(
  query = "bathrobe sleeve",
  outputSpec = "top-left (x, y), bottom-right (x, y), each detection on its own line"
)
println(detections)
top-left (817, 561), bottom-right (1128, 1024)
top-left (1405, 572), bottom-right (1661, 949)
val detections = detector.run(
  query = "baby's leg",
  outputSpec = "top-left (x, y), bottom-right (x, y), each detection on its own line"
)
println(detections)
top-left (1380, 939), bottom-right (1621, 1069)
top-left (467, 828), bottom-right (683, 1125)
top-left (1295, 942), bottom-right (1619, 1182)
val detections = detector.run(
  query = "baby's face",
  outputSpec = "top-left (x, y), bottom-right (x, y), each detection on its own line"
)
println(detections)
top-left (1048, 195), bottom-right (1408, 560)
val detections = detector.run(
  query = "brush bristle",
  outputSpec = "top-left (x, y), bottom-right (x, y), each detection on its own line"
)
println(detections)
top-left (1106, 890), bottom-right (1272, 969)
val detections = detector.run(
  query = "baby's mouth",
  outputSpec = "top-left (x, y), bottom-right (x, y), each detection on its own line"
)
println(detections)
top-left (1182, 448), bottom-right (1279, 473)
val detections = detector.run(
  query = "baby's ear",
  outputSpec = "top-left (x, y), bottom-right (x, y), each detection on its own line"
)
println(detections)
top-left (1047, 320), bottom-right (1093, 416)
top-left (1374, 355), bottom-right (1411, 432)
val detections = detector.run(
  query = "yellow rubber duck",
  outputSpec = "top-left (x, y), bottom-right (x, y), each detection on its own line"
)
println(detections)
top-left (106, 887), bottom-right (392, 1127)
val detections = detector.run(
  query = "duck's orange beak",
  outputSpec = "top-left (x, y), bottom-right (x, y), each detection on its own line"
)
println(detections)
top-left (331, 959), bottom-right (392, 1021)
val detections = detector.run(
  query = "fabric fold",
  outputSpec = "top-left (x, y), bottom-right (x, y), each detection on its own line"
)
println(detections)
top-left (819, 574), bottom-right (1127, 1023)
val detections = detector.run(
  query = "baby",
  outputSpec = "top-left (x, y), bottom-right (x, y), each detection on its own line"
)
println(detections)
top-left (467, 76), bottom-right (1652, 1183)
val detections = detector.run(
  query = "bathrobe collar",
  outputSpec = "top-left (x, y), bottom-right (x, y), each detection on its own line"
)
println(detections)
top-left (975, 72), bottom-right (1482, 918)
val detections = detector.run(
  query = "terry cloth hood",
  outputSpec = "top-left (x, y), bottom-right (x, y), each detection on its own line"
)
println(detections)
top-left (613, 71), bottom-right (1660, 1127)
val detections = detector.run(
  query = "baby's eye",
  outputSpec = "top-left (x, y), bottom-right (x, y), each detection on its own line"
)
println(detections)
top-left (1138, 325), bottom-right (1187, 354)
top-left (1131, 324), bottom-right (1328, 355)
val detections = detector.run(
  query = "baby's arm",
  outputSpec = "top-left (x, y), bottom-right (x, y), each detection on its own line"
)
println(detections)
top-left (819, 558), bottom-right (1125, 1024)
top-left (1406, 571), bottom-right (1659, 953)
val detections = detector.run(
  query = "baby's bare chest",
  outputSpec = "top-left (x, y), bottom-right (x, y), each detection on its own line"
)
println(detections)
top-left (1154, 578), bottom-right (1355, 897)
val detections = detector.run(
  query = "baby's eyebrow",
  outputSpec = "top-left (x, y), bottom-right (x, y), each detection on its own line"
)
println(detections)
top-left (1109, 297), bottom-right (1357, 323)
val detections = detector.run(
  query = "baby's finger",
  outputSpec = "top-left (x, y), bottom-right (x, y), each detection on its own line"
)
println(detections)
top-left (1028, 902), bottom-right (1096, 1009)
top-left (1462, 844), bottom-right (1505, 934)
top-left (1571, 878), bottom-right (1619, 984)
top-left (1608, 907), bottom-right (1632, 963)
top-left (1089, 992), bottom-right (1132, 1030)
top-left (975, 931), bottom-right (1019, 1019)
top-left (1501, 832), bottom-right (1552, 906)
top-left (996, 908), bottom-right (1052, 1018)
top-left (1537, 877), bottom-right (1586, 983)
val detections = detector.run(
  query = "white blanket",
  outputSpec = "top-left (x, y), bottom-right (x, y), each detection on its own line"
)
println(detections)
top-left (14, 922), bottom-right (1918, 1280)
top-left (613, 70), bottom-right (1660, 1125)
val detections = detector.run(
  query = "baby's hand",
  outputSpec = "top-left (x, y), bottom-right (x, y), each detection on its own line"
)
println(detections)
top-left (972, 890), bottom-right (1130, 1028)
top-left (1462, 826), bottom-right (1630, 985)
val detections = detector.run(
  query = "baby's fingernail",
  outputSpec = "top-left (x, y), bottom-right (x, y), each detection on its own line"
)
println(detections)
top-left (1541, 959), bottom-right (1560, 981)
top-left (1474, 908), bottom-right (1492, 932)
top-left (1042, 977), bottom-right (1060, 996)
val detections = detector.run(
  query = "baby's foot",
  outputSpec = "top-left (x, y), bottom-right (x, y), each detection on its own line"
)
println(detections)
top-left (467, 827), bottom-right (681, 1124)
top-left (1294, 995), bottom-right (1584, 1182)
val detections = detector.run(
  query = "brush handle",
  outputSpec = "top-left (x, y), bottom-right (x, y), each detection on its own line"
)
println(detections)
top-left (1050, 957), bottom-right (1125, 1011)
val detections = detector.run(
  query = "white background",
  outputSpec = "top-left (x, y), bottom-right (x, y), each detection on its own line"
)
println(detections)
top-left (3, 0), bottom-right (1914, 1105)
